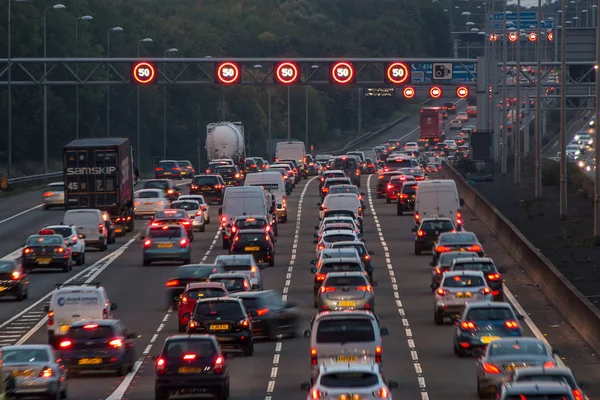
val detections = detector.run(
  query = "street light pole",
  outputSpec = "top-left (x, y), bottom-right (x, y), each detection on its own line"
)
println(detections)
top-left (75, 15), bottom-right (93, 140)
top-left (287, 86), bottom-right (291, 139)
top-left (501, 9), bottom-right (510, 175)
top-left (514, 0), bottom-right (522, 184)
top-left (268, 87), bottom-right (272, 160)
top-left (163, 48), bottom-right (178, 160)
top-left (594, 0), bottom-right (600, 244)
top-left (106, 27), bottom-right (123, 137)
top-left (534, 0), bottom-right (543, 198)
top-left (559, 0), bottom-right (568, 219)
top-left (305, 86), bottom-right (309, 147)
top-left (137, 38), bottom-right (153, 170)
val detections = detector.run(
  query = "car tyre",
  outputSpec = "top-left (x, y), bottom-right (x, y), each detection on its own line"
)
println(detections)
top-left (243, 341), bottom-right (254, 357)
top-left (434, 311), bottom-right (444, 325)
top-left (178, 322), bottom-right (187, 333)
top-left (216, 382), bottom-right (230, 400)
top-left (143, 259), bottom-right (151, 266)
top-left (60, 386), bottom-right (67, 399)
top-left (269, 256), bottom-right (275, 267)
top-left (281, 215), bottom-right (287, 223)
top-left (397, 206), bottom-right (403, 216)
top-left (386, 198), bottom-right (391, 204)
top-left (117, 365), bottom-right (128, 377)
top-left (154, 388), bottom-right (169, 400)
top-left (99, 240), bottom-right (106, 252)
top-left (200, 224), bottom-right (206, 232)
top-left (476, 380), bottom-right (486, 399)
top-left (454, 341), bottom-right (466, 357)
top-left (414, 245), bottom-right (422, 256)
top-left (62, 262), bottom-right (71, 273)
top-left (206, 216), bottom-right (211, 224)
top-left (79, 253), bottom-right (86, 265)
top-left (182, 258), bottom-right (191, 265)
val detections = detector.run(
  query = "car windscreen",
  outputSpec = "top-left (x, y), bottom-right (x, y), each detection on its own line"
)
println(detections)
top-left (488, 341), bottom-right (548, 357)
top-left (185, 288), bottom-right (227, 300)
top-left (236, 219), bottom-right (268, 229)
top-left (209, 277), bottom-right (245, 292)
top-left (26, 235), bottom-right (62, 246)
top-left (465, 307), bottom-right (515, 321)
top-left (193, 176), bottom-right (219, 186)
top-left (323, 235), bottom-right (356, 243)
top-left (193, 301), bottom-right (243, 319)
top-left (325, 276), bottom-right (368, 286)
top-left (148, 227), bottom-right (182, 238)
top-left (236, 233), bottom-right (267, 244)
top-left (172, 202), bottom-right (199, 210)
top-left (136, 191), bottom-right (160, 199)
top-left (320, 372), bottom-right (379, 388)
top-left (321, 263), bottom-right (362, 273)
top-left (69, 325), bottom-right (115, 340)
top-left (439, 252), bottom-right (478, 267)
top-left (422, 220), bottom-right (454, 231)
top-left (443, 275), bottom-right (485, 287)
top-left (2, 349), bottom-right (50, 364)
top-left (164, 339), bottom-right (217, 359)
top-left (452, 263), bottom-right (495, 273)
top-left (316, 318), bottom-right (375, 343)
top-left (144, 181), bottom-right (169, 190)
top-left (440, 233), bottom-right (477, 244)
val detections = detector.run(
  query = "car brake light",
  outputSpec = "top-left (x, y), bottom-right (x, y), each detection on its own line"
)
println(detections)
top-left (10, 271), bottom-right (20, 280)
top-left (23, 248), bottom-right (32, 254)
top-left (98, 224), bottom-right (103, 234)
top-left (375, 345), bottom-right (382, 363)
top-left (144, 239), bottom-right (152, 248)
top-left (487, 273), bottom-right (501, 280)
top-left (181, 295), bottom-right (188, 304)
top-left (415, 212), bottom-right (419, 220)
top-left (468, 245), bottom-right (482, 252)
top-left (103, 309), bottom-right (109, 319)
top-left (109, 339), bottom-right (123, 348)
top-left (479, 287), bottom-right (491, 295)
top-left (436, 246), bottom-right (450, 253)
top-left (256, 308), bottom-right (269, 316)
top-left (482, 362), bottom-right (500, 374)
top-left (214, 355), bottom-right (224, 373)
top-left (543, 361), bottom-right (556, 368)
top-left (377, 387), bottom-right (389, 398)
top-left (504, 320), bottom-right (519, 329)
top-left (39, 367), bottom-right (53, 378)
top-left (180, 238), bottom-right (188, 247)
top-left (48, 311), bottom-right (54, 326)
top-left (58, 340), bottom-right (71, 348)
top-left (435, 267), bottom-right (443, 275)
top-left (168, 189), bottom-right (174, 194)
top-left (364, 254), bottom-right (370, 261)
top-left (437, 288), bottom-right (449, 296)
top-left (387, 184), bottom-right (393, 190)
top-left (196, 210), bottom-right (203, 216)
top-left (181, 221), bottom-right (190, 226)
top-left (43, 192), bottom-right (54, 197)
top-left (319, 286), bottom-right (336, 293)
top-left (55, 247), bottom-right (64, 253)
top-left (315, 273), bottom-right (326, 281)
top-left (311, 389), bottom-right (323, 399)
top-left (166, 279), bottom-right (179, 287)
top-left (460, 321), bottom-right (476, 330)
top-left (156, 357), bottom-right (166, 374)
top-left (318, 244), bottom-right (325, 250)
top-left (310, 348), bottom-right (318, 365)
top-left (221, 216), bottom-right (227, 224)
top-left (183, 354), bottom-right (196, 360)
top-left (417, 230), bottom-right (425, 237)
top-left (356, 286), bottom-right (372, 292)
top-left (237, 318), bottom-right (250, 327)
top-left (84, 324), bottom-right (98, 329)
top-left (155, 167), bottom-right (163, 171)
top-left (573, 389), bottom-right (584, 400)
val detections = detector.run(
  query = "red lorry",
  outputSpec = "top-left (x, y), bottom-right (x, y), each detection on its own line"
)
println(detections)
top-left (419, 107), bottom-right (445, 145)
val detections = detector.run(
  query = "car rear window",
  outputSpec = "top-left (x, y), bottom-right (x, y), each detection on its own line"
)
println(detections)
top-left (321, 263), bottom-right (362, 273)
top-left (443, 275), bottom-right (485, 287)
top-left (505, 396), bottom-right (569, 400)
top-left (321, 250), bottom-right (357, 259)
top-left (325, 179), bottom-right (351, 187)
top-left (333, 159), bottom-right (358, 169)
top-left (3, 349), bottom-right (50, 364)
top-left (453, 263), bottom-right (495, 273)
top-left (488, 341), bottom-right (548, 356)
top-left (466, 307), bottom-right (515, 321)
top-left (320, 372), bottom-right (379, 388)
top-left (324, 235), bottom-right (355, 243)
top-left (194, 301), bottom-right (243, 319)
top-left (402, 184), bottom-right (418, 194)
top-left (236, 233), bottom-right (267, 244)
top-left (181, 196), bottom-right (205, 204)
top-left (145, 181), bottom-right (169, 190)
top-left (216, 167), bottom-right (236, 174)
top-left (172, 202), bottom-right (199, 210)
top-left (136, 191), bottom-right (160, 199)
top-left (333, 244), bottom-right (366, 256)
top-left (178, 161), bottom-right (192, 167)
top-left (69, 325), bottom-right (115, 340)
top-left (148, 227), bottom-right (183, 238)
top-left (164, 339), bottom-right (217, 358)
top-left (324, 172), bottom-right (346, 179)
top-left (46, 227), bottom-right (72, 237)
top-left (156, 210), bottom-right (187, 219)
top-left (316, 318), bottom-right (375, 343)
top-left (386, 159), bottom-right (412, 169)
top-left (421, 220), bottom-right (454, 231)
top-left (439, 252), bottom-right (478, 267)
top-left (185, 288), bottom-right (227, 300)
top-left (26, 235), bottom-right (62, 245)
top-left (158, 161), bottom-right (176, 168)
top-left (236, 219), bottom-right (268, 229)
top-left (440, 233), bottom-right (477, 244)
top-left (325, 276), bottom-right (368, 286)
top-left (221, 264), bottom-right (252, 272)
top-left (193, 176), bottom-right (219, 186)
top-left (209, 277), bottom-right (246, 292)
top-left (176, 265), bottom-right (221, 279)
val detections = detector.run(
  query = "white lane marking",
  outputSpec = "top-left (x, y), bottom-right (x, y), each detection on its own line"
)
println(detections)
top-left (265, 177), bottom-right (317, 400)
top-left (15, 234), bottom-right (140, 345)
top-left (367, 174), bottom-right (430, 398)
top-left (1, 247), bottom-right (25, 261)
top-left (105, 227), bottom-right (222, 400)
top-left (0, 204), bottom-right (44, 225)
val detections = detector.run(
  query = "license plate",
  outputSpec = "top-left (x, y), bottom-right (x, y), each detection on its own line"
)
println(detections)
top-left (0, 287), bottom-right (6, 292)
top-left (36, 258), bottom-right (51, 264)
top-left (339, 301), bottom-right (356, 307)
top-left (201, 187), bottom-right (211, 191)
top-left (178, 367), bottom-right (202, 374)
top-left (158, 243), bottom-right (173, 248)
top-left (480, 336), bottom-right (501, 344)
top-left (11, 370), bottom-right (32, 377)
top-left (506, 364), bottom-right (525, 372)
top-left (164, 172), bottom-right (171, 175)
top-left (337, 356), bottom-right (358, 362)
top-left (210, 324), bottom-right (229, 331)
top-left (78, 358), bottom-right (102, 365)
top-left (245, 246), bottom-right (260, 251)
top-left (143, 202), bottom-right (153, 205)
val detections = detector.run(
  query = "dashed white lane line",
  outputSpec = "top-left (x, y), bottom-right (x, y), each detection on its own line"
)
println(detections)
top-left (366, 175), bottom-right (429, 400)
top-left (265, 176), bottom-right (317, 400)
top-left (105, 227), bottom-right (222, 400)
top-left (0, 203), bottom-right (44, 225)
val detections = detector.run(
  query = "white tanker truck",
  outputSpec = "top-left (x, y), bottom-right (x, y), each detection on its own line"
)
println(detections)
top-left (206, 122), bottom-right (246, 164)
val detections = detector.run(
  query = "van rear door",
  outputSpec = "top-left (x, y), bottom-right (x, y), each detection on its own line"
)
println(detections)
top-left (53, 290), bottom-right (104, 332)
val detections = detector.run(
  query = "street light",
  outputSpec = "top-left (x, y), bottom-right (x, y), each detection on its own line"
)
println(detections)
top-left (136, 37), bottom-right (153, 170)
top-left (306, 65), bottom-right (319, 147)
top-left (581, 9), bottom-right (588, 27)
top-left (253, 64), bottom-right (271, 157)
top-left (106, 26), bottom-right (123, 137)
top-left (7, 0), bottom-right (29, 178)
top-left (163, 48), bottom-right (178, 159)
top-left (75, 15), bottom-right (93, 139)
top-left (43, 3), bottom-right (66, 174)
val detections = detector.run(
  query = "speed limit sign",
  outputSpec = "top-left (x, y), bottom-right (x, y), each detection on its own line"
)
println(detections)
top-left (385, 62), bottom-right (410, 84)
top-left (215, 62), bottom-right (241, 84)
top-left (274, 62), bottom-right (300, 84)
top-left (131, 62), bottom-right (157, 85)
top-left (330, 62), bottom-right (355, 84)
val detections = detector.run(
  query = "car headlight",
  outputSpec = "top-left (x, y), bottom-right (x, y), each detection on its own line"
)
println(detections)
top-left (578, 161), bottom-right (585, 168)
top-left (576, 150), bottom-right (580, 155)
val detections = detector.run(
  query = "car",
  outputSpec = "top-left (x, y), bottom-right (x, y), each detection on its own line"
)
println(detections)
top-left (22, 233), bottom-right (72, 272)
top-left (244, 157), bottom-right (261, 174)
top-left (315, 223), bottom-right (360, 243)
top-left (40, 225), bottom-right (86, 265)
top-left (314, 230), bottom-right (360, 259)
top-left (278, 160), bottom-right (301, 183)
top-left (134, 189), bottom-right (169, 217)
top-left (170, 200), bottom-right (206, 232)
top-left (376, 171), bottom-right (406, 198)
top-left (476, 337), bottom-right (561, 398)
top-left (229, 229), bottom-right (275, 267)
top-left (449, 119), bottom-right (463, 129)
top-left (450, 257), bottom-right (505, 301)
top-left (327, 184), bottom-right (365, 210)
top-left (432, 231), bottom-right (485, 263)
top-left (271, 164), bottom-right (296, 188)
top-left (186, 297), bottom-right (254, 356)
top-left (0, 260), bottom-right (28, 301)
top-left (143, 179), bottom-right (181, 201)
top-left (177, 282), bottom-right (229, 332)
top-left (312, 248), bottom-right (363, 270)
top-left (304, 310), bottom-right (388, 380)
top-left (1, 344), bottom-right (67, 399)
top-left (205, 159), bottom-right (234, 173)
top-left (165, 263), bottom-right (227, 308)
top-left (58, 319), bottom-right (137, 376)
top-left (189, 174), bottom-right (225, 204)
top-left (466, 105), bottom-right (478, 117)
top-left (304, 154), bottom-right (318, 176)
top-left (150, 209), bottom-right (194, 240)
top-left (321, 177), bottom-right (352, 199)
top-left (176, 160), bottom-right (196, 177)
top-left (497, 381), bottom-right (576, 400)
top-left (453, 302), bottom-right (525, 357)
top-left (215, 164), bottom-right (244, 186)
top-left (443, 102), bottom-right (456, 113)
top-left (300, 361), bottom-right (398, 400)
top-left (397, 181), bottom-right (419, 215)
top-left (433, 270), bottom-right (493, 325)
top-left (214, 254), bottom-right (262, 290)
top-left (178, 194), bottom-right (211, 223)
top-left (208, 273), bottom-right (252, 293)
top-left (457, 111), bottom-right (468, 121)
top-left (316, 215), bottom-right (361, 233)
top-left (330, 241), bottom-right (375, 282)
top-left (42, 182), bottom-right (64, 209)
top-left (404, 142), bottom-right (419, 152)
top-left (154, 334), bottom-right (230, 400)
top-left (229, 290), bottom-right (300, 340)
top-left (319, 170), bottom-right (346, 191)
top-left (412, 217), bottom-right (456, 255)
top-left (154, 160), bottom-right (185, 179)
top-left (430, 251), bottom-right (479, 291)
top-left (101, 211), bottom-right (118, 244)
top-left (386, 175), bottom-right (416, 203)
top-left (311, 257), bottom-right (367, 305)
top-left (507, 366), bottom-right (588, 400)
top-left (316, 271), bottom-right (374, 312)
top-left (141, 224), bottom-right (192, 266)
top-left (230, 215), bottom-right (275, 241)
top-left (444, 139), bottom-right (458, 150)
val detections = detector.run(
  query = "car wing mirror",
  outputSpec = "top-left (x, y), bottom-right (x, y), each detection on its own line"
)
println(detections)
top-left (314, 226), bottom-right (319, 230)
top-left (368, 250), bottom-right (375, 255)
top-left (317, 203), bottom-right (321, 206)
top-left (380, 327), bottom-right (389, 336)
top-left (300, 383), bottom-right (311, 391)
top-left (552, 348), bottom-right (560, 356)
top-left (110, 303), bottom-right (118, 311)
top-left (372, 281), bottom-right (379, 287)
top-left (411, 227), bottom-right (417, 232)
top-left (387, 381), bottom-right (399, 390)
top-left (578, 380), bottom-right (588, 388)
top-left (140, 236), bottom-right (145, 240)
top-left (517, 314), bottom-right (526, 320)
top-left (310, 260), bottom-right (316, 265)
top-left (498, 267), bottom-right (507, 273)
top-left (313, 234), bottom-right (318, 238)
top-left (459, 198), bottom-right (465, 207)
top-left (310, 267), bottom-right (317, 273)
top-left (313, 240), bottom-right (318, 244)
top-left (303, 330), bottom-right (311, 338)
top-left (43, 305), bottom-right (49, 312)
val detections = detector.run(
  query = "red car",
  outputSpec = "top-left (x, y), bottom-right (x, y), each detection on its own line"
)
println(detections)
top-left (466, 106), bottom-right (478, 117)
top-left (386, 175), bottom-right (416, 203)
top-left (177, 282), bottom-right (229, 332)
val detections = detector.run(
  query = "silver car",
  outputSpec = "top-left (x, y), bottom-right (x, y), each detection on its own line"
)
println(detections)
top-left (171, 200), bottom-right (206, 232)
top-left (430, 251), bottom-right (479, 291)
top-left (2, 344), bottom-right (67, 398)
top-left (433, 270), bottom-right (492, 325)
top-left (476, 337), bottom-right (560, 398)
top-left (316, 272), bottom-right (374, 312)
top-left (42, 182), bottom-right (64, 209)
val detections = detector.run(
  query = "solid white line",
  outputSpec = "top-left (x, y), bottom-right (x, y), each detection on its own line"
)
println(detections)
top-left (0, 204), bottom-right (44, 225)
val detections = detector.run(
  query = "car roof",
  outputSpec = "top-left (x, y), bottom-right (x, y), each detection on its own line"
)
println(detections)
top-left (315, 310), bottom-right (376, 320)
top-left (331, 241), bottom-right (366, 247)
top-left (324, 272), bottom-right (369, 279)
top-left (318, 361), bottom-right (380, 374)
top-left (197, 297), bottom-right (243, 304)
top-left (44, 225), bottom-right (74, 230)
top-left (443, 270), bottom-right (486, 278)
top-left (185, 282), bottom-right (227, 290)
top-left (324, 170), bottom-right (345, 174)
top-left (229, 290), bottom-right (277, 299)
top-left (502, 381), bottom-right (572, 395)
top-left (421, 217), bottom-right (453, 223)
top-left (215, 254), bottom-right (254, 261)
top-left (320, 257), bottom-right (362, 264)
top-left (452, 257), bottom-right (494, 264)
top-left (209, 273), bottom-right (248, 279)
top-left (234, 215), bottom-right (268, 220)
top-left (512, 366), bottom-right (574, 378)
top-left (70, 319), bottom-right (120, 328)
top-left (48, 182), bottom-right (64, 187)
top-left (1, 344), bottom-right (53, 352)
top-left (323, 230), bottom-right (357, 236)
top-left (235, 229), bottom-right (268, 234)
top-left (465, 301), bottom-right (513, 310)
top-left (165, 334), bottom-right (218, 343)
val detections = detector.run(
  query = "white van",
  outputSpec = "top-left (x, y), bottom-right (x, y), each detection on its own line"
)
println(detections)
top-left (320, 194), bottom-right (363, 232)
top-left (275, 141), bottom-right (306, 166)
top-left (414, 179), bottom-right (464, 228)
top-left (62, 209), bottom-right (108, 251)
top-left (45, 284), bottom-right (117, 347)
top-left (245, 172), bottom-right (288, 223)
top-left (220, 186), bottom-right (269, 249)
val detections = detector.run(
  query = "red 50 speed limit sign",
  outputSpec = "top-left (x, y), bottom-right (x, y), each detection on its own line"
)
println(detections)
top-left (131, 62), bottom-right (156, 85)
top-left (216, 62), bottom-right (241, 84)
top-left (385, 62), bottom-right (410, 84)
top-left (330, 62), bottom-right (355, 84)
top-left (275, 62), bottom-right (299, 84)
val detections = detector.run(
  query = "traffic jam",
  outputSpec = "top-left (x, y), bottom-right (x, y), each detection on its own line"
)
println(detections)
top-left (0, 131), bottom-right (588, 400)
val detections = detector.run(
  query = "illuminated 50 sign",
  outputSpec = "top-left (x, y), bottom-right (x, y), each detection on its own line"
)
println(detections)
top-left (385, 62), bottom-right (410, 84)
top-left (131, 62), bottom-right (156, 85)
top-left (274, 62), bottom-right (300, 84)
top-left (215, 62), bottom-right (241, 84)
top-left (330, 62), bottom-right (355, 84)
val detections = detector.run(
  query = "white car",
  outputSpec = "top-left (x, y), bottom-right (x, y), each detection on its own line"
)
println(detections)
top-left (449, 119), bottom-right (462, 129)
top-left (39, 225), bottom-right (86, 265)
top-left (457, 112), bottom-right (468, 121)
top-left (565, 144), bottom-right (581, 159)
top-left (404, 142), bottom-right (419, 152)
top-left (170, 200), bottom-right (206, 232)
top-left (301, 362), bottom-right (398, 400)
top-left (444, 140), bottom-right (458, 150)
top-left (134, 189), bottom-right (168, 217)
top-left (43, 182), bottom-right (65, 210)
top-left (315, 229), bottom-right (359, 259)
top-left (178, 194), bottom-right (211, 223)
top-left (433, 270), bottom-right (492, 325)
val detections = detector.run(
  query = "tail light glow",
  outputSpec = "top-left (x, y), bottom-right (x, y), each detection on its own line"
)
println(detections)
top-left (543, 361), bottom-right (556, 368)
top-left (468, 245), bottom-right (482, 252)
top-left (180, 238), bottom-right (188, 247)
top-left (109, 339), bottom-right (123, 348)
top-left (482, 362), bottom-right (501, 374)
top-left (319, 286), bottom-right (336, 293)
top-left (11, 271), bottom-right (20, 280)
top-left (504, 320), bottom-right (519, 329)
top-left (460, 321), bottom-right (476, 330)
top-left (256, 308), bottom-right (269, 316)
top-left (48, 311), bottom-right (54, 326)
top-left (487, 273), bottom-right (501, 280)
top-left (58, 340), bottom-right (71, 348)
top-left (479, 287), bottom-right (492, 295)
top-left (573, 389), bottom-right (584, 400)
top-left (144, 239), bottom-right (152, 248)
top-left (375, 346), bottom-right (382, 363)
top-left (437, 288), bottom-right (449, 296)
top-left (165, 279), bottom-right (179, 287)
top-left (315, 273), bottom-right (326, 281)
top-left (183, 354), bottom-right (196, 360)
top-left (357, 285), bottom-right (372, 292)
top-left (417, 230), bottom-right (425, 237)
top-left (156, 357), bottom-right (166, 374)
top-left (40, 368), bottom-right (54, 378)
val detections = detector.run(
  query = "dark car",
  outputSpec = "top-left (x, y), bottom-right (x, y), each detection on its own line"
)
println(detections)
top-left (155, 160), bottom-right (184, 179)
top-left (397, 181), bottom-right (418, 215)
top-left (450, 257), bottom-right (506, 301)
top-left (143, 179), bottom-right (181, 201)
top-left (386, 175), bottom-right (415, 203)
top-left (305, 154), bottom-right (318, 176)
top-left (190, 174), bottom-right (225, 204)
top-left (319, 171), bottom-right (346, 192)
top-left (151, 209), bottom-right (194, 240)
top-left (506, 366), bottom-right (587, 400)
top-left (165, 264), bottom-right (227, 308)
top-left (432, 231), bottom-right (485, 263)
top-left (0, 260), bottom-right (28, 301)
top-left (154, 335), bottom-right (229, 400)
top-left (58, 319), bottom-right (137, 376)
top-left (310, 257), bottom-right (366, 302)
top-left (331, 156), bottom-right (361, 187)
top-left (231, 215), bottom-right (275, 240)
top-left (365, 158), bottom-right (376, 174)
top-left (244, 158), bottom-right (260, 174)
top-left (443, 102), bottom-right (456, 114)
top-left (229, 290), bottom-right (299, 340)
top-left (430, 251), bottom-right (479, 291)
top-left (186, 298), bottom-right (254, 356)
top-left (22, 234), bottom-right (72, 272)
top-left (230, 229), bottom-right (275, 266)
top-left (177, 160), bottom-right (196, 178)
top-left (205, 161), bottom-right (231, 174)
top-left (321, 177), bottom-right (352, 200)
top-left (376, 171), bottom-right (405, 198)
top-left (215, 165), bottom-right (243, 186)
top-left (279, 160), bottom-right (302, 182)
top-left (413, 218), bottom-right (456, 255)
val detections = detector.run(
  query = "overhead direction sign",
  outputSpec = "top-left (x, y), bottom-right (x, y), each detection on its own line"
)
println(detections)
top-left (492, 20), bottom-right (555, 30)
top-left (490, 11), bottom-right (537, 21)
top-left (411, 62), bottom-right (476, 83)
